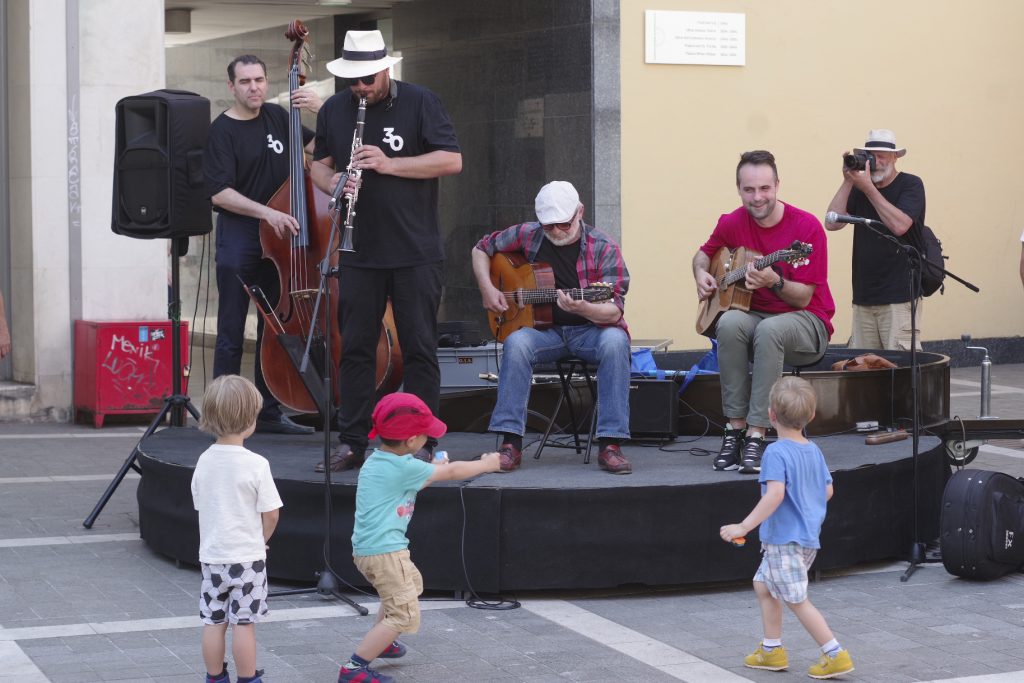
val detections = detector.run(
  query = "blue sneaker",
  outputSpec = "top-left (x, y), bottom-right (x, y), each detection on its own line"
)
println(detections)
top-left (378, 640), bottom-right (407, 659)
top-left (338, 663), bottom-right (394, 683)
top-left (235, 669), bottom-right (264, 683)
top-left (206, 664), bottom-right (230, 683)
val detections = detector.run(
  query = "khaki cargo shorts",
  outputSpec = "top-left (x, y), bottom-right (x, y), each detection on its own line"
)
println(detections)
top-left (354, 549), bottom-right (424, 633)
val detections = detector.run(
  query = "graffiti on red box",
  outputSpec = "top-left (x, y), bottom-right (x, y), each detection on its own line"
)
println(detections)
top-left (100, 333), bottom-right (166, 407)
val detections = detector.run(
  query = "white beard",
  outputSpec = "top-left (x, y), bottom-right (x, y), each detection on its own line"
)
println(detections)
top-left (543, 229), bottom-right (579, 247)
top-left (871, 168), bottom-right (891, 184)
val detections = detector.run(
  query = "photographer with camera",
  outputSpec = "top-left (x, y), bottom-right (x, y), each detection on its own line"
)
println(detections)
top-left (825, 129), bottom-right (926, 350)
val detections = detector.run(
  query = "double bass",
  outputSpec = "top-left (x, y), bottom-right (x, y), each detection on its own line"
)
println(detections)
top-left (253, 20), bottom-right (401, 415)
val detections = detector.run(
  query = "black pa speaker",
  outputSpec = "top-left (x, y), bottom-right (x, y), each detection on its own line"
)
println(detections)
top-left (628, 379), bottom-right (679, 439)
top-left (112, 89), bottom-right (211, 239)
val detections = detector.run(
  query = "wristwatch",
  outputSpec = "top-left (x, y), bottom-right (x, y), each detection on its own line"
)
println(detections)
top-left (770, 274), bottom-right (785, 294)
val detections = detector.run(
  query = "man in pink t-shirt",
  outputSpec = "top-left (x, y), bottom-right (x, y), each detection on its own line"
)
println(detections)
top-left (692, 150), bottom-right (835, 475)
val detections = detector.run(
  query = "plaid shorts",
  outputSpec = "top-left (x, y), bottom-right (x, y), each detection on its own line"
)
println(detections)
top-left (199, 560), bottom-right (269, 625)
top-left (754, 542), bottom-right (818, 604)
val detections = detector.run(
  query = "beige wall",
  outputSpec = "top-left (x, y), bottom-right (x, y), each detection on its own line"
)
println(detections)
top-left (621, 1), bottom-right (1024, 351)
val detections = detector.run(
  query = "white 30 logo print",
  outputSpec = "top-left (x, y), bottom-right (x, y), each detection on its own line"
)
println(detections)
top-left (266, 134), bottom-right (284, 154)
top-left (382, 127), bottom-right (404, 152)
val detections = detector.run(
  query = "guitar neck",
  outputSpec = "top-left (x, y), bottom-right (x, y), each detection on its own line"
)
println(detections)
top-left (503, 288), bottom-right (593, 304)
top-left (720, 248), bottom-right (790, 287)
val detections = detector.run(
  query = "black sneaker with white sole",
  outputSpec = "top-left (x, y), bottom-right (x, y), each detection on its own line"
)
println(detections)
top-left (739, 435), bottom-right (767, 474)
top-left (714, 427), bottom-right (745, 471)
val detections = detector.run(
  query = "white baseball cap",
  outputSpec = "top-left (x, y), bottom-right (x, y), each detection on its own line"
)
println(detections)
top-left (534, 181), bottom-right (580, 224)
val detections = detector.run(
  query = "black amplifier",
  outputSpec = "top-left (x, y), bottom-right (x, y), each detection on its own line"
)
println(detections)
top-left (628, 379), bottom-right (679, 439)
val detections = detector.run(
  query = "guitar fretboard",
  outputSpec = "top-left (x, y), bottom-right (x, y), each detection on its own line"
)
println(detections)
top-left (502, 288), bottom-right (599, 304)
top-left (718, 249), bottom-right (793, 287)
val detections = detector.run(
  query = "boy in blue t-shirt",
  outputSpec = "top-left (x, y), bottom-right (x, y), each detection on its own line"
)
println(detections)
top-left (339, 392), bottom-right (501, 683)
top-left (720, 376), bottom-right (854, 679)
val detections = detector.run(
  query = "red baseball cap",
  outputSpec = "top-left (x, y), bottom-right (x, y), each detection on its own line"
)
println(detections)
top-left (368, 392), bottom-right (447, 441)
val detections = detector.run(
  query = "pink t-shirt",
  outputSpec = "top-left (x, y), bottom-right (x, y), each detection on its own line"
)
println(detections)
top-left (700, 203), bottom-right (835, 338)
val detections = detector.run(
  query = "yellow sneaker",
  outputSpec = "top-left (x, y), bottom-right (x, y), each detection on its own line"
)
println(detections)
top-left (808, 649), bottom-right (854, 679)
top-left (744, 644), bottom-right (789, 671)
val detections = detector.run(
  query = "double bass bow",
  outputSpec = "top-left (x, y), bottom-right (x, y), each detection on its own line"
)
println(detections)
top-left (252, 19), bottom-right (401, 415)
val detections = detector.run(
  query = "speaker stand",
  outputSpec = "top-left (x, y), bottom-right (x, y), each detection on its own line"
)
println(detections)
top-left (84, 238), bottom-right (198, 528)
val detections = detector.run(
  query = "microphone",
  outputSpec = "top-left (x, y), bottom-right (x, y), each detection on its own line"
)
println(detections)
top-left (328, 172), bottom-right (349, 211)
top-left (825, 211), bottom-right (884, 228)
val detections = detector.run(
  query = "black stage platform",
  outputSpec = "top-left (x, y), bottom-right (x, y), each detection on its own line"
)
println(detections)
top-left (137, 427), bottom-right (945, 593)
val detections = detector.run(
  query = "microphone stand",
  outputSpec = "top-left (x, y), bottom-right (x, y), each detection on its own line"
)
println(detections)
top-left (855, 219), bottom-right (978, 582)
top-left (267, 205), bottom-right (367, 616)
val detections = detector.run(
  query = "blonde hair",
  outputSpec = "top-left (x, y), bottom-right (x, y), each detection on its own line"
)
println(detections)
top-left (199, 375), bottom-right (262, 437)
top-left (769, 376), bottom-right (817, 430)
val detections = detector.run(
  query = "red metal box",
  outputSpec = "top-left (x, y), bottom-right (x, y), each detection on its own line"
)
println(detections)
top-left (74, 320), bottom-right (189, 427)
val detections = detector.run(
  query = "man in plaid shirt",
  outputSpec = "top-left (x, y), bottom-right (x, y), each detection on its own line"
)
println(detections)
top-left (471, 181), bottom-right (633, 475)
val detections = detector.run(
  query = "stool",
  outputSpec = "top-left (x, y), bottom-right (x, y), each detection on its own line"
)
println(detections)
top-left (785, 353), bottom-right (824, 438)
top-left (534, 357), bottom-right (598, 463)
top-left (786, 350), bottom-right (826, 376)
top-left (788, 361), bottom-right (817, 376)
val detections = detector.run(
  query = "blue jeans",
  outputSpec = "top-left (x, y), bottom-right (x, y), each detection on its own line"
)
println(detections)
top-left (488, 325), bottom-right (631, 440)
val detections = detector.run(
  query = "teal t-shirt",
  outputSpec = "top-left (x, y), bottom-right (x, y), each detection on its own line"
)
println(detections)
top-left (352, 448), bottom-right (434, 557)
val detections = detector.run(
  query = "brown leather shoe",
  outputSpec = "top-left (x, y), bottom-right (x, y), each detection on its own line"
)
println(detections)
top-left (314, 443), bottom-right (364, 473)
top-left (497, 443), bottom-right (521, 472)
top-left (598, 444), bottom-right (632, 474)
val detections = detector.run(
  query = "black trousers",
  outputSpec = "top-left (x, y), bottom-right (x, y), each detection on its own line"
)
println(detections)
top-left (335, 262), bottom-right (443, 449)
top-left (213, 252), bottom-right (282, 418)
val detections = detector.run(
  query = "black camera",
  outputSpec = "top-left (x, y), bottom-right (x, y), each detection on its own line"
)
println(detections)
top-left (843, 151), bottom-right (875, 172)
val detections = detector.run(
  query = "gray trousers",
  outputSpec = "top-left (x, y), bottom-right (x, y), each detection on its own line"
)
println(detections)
top-left (717, 309), bottom-right (828, 429)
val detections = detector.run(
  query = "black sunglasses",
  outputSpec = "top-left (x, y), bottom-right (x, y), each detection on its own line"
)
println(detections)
top-left (345, 74), bottom-right (377, 86)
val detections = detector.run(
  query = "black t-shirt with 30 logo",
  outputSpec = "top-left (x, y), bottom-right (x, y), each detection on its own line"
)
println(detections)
top-left (204, 103), bottom-right (300, 220)
top-left (314, 80), bottom-right (460, 268)
top-left (204, 103), bottom-right (314, 259)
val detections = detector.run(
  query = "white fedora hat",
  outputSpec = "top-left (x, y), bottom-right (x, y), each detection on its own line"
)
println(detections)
top-left (326, 30), bottom-right (402, 79)
top-left (854, 129), bottom-right (907, 158)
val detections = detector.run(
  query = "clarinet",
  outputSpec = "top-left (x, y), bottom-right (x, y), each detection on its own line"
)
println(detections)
top-left (335, 96), bottom-right (366, 253)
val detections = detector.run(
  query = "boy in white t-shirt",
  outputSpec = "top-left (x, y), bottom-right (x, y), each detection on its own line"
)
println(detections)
top-left (191, 375), bottom-right (283, 683)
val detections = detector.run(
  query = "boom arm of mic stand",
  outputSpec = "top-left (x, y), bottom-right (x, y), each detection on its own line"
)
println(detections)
top-left (927, 260), bottom-right (979, 293)
top-left (862, 219), bottom-right (980, 294)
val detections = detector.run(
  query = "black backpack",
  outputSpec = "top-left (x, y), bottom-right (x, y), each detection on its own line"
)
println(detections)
top-left (903, 221), bottom-right (946, 296)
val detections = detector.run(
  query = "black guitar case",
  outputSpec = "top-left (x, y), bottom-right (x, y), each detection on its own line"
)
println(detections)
top-left (940, 469), bottom-right (1024, 580)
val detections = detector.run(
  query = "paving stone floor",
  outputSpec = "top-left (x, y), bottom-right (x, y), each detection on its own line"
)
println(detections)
top-left (2, 361), bottom-right (1023, 682)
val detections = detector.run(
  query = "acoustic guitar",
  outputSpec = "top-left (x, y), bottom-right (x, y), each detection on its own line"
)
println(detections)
top-left (696, 240), bottom-right (812, 338)
top-left (488, 252), bottom-right (613, 342)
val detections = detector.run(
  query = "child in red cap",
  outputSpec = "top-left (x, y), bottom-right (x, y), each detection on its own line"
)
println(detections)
top-left (338, 392), bottom-right (501, 683)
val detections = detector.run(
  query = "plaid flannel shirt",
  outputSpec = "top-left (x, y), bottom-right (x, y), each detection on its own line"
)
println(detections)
top-left (474, 221), bottom-right (630, 336)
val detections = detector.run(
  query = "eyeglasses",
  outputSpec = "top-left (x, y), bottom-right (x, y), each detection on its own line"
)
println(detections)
top-left (345, 74), bottom-right (377, 86)
top-left (544, 215), bottom-right (578, 232)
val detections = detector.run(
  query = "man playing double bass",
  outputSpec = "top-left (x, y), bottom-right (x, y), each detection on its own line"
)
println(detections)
top-left (204, 54), bottom-right (321, 435)
top-left (310, 30), bottom-right (462, 471)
